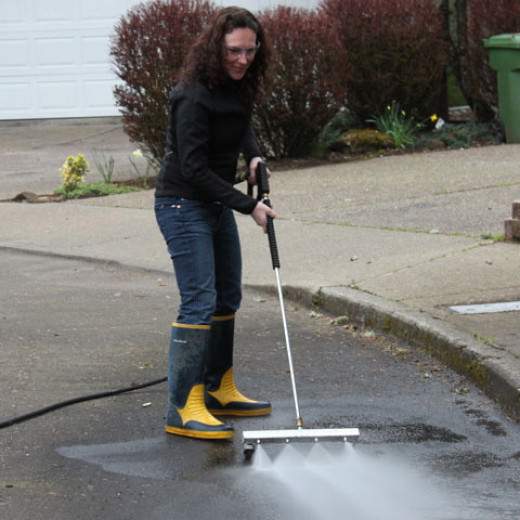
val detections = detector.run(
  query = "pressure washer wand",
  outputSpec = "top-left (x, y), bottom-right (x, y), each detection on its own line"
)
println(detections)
top-left (256, 162), bottom-right (303, 429)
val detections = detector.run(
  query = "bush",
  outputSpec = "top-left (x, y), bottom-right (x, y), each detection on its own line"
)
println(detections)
top-left (427, 121), bottom-right (502, 149)
top-left (320, 0), bottom-right (448, 122)
top-left (255, 6), bottom-right (348, 158)
top-left (111, 0), bottom-right (215, 162)
top-left (317, 109), bottom-right (359, 154)
top-left (453, 0), bottom-right (520, 121)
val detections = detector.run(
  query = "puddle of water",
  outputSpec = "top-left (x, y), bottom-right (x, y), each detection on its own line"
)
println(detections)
top-left (57, 438), bottom-right (175, 480)
top-left (57, 437), bottom-right (517, 519)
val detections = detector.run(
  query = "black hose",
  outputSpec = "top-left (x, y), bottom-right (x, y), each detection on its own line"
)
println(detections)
top-left (0, 376), bottom-right (167, 429)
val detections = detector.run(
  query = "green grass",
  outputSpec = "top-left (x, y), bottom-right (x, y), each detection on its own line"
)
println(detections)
top-left (55, 182), bottom-right (140, 199)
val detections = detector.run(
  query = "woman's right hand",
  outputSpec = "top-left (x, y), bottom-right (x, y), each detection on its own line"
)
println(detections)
top-left (251, 202), bottom-right (276, 233)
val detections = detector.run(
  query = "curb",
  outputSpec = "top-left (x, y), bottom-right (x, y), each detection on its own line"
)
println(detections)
top-left (252, 283), bottom-right (520, 422)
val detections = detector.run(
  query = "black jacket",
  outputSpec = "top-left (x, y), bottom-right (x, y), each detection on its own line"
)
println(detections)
top-left (155, 80), bottom-right (262, 214)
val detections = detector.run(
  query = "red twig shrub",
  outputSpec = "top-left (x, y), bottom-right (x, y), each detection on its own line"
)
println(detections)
top-left (110, 0), bottom-right (215, 161)
top-left (255, 7), bottom-right (348, 158)
top-left (320, 0), bottom-right (447, 121)
top-left (462, 0), bottom-right (520, 121)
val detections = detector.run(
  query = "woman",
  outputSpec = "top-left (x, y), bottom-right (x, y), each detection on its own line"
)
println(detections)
top-left (154, 7), bottom-right (276, 440)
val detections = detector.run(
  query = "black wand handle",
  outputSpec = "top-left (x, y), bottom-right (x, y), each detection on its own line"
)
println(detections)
top-left (256, 162), bottom-right (280, 270)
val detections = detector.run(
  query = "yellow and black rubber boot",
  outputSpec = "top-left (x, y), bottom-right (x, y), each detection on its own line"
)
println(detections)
top-left (205, 315), bottom-right (272, 417)
top-left (165, 323), bottom-right (234, 440)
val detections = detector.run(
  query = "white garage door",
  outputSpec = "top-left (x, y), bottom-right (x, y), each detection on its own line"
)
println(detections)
top-left (0, 0), bottom-right (319, 121)
top-left (0, 0), bottom-right (141, 120)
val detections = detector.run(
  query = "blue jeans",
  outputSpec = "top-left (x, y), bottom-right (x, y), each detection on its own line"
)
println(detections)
top-left (155, 197), bottom-right (242, 325)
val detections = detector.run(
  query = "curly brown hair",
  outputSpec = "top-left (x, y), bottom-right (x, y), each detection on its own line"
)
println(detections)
top-left (179, 6), bottom-right (271, 102)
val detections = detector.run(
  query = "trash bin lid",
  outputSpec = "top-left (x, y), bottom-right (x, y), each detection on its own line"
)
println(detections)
top-left (484, 33), bottom-right (520, 49)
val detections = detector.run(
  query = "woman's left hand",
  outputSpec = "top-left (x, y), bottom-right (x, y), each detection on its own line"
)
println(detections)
top-left (251, 201), bottom-right (276, 233)
top-left (248, 157), bottom-right (271, 186)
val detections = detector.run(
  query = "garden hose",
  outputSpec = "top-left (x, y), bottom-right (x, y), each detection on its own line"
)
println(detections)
top-left (0, 376), bottom-right (167, 429)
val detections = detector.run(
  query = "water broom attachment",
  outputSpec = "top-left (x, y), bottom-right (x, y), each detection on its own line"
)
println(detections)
top-left (243, 428), bottom-right (361, 445)
top-left (242, 163), bottom-right (359, 460)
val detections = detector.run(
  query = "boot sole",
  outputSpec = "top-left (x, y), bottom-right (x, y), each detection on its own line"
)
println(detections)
top-left (165, 425), bottom-right (234, 440)
top-left (208, 407), bottom-right (272, 417)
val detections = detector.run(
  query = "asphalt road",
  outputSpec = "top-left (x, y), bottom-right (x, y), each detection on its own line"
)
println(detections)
top-left (1, 250), bottom-right (519, 519)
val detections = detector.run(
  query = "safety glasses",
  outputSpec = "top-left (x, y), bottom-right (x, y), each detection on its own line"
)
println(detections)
top-left (223, 42), bottom-right (260, 60)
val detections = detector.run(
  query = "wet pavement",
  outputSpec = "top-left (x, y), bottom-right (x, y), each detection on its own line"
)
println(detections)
top-left (2, 251), bottom-right (520, 519)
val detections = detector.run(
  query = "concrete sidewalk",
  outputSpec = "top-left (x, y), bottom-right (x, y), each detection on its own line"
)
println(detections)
top-left (1, 119), bottom-right (519, 419)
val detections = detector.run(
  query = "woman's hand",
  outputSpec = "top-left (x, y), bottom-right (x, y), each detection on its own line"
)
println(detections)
top-left (251, 201), bottom-right (276, 233)
top-left (248, 157), bottom-right (271, 186)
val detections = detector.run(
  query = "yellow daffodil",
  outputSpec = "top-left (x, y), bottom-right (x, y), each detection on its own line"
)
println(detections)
top-left (59, 153), bottom-right (89, 192)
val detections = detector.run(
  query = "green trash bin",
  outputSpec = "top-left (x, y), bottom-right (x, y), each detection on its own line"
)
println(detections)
top-left (484, 33), bottom-right (520, 143)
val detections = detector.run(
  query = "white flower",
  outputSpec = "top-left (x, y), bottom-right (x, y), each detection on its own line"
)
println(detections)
top-left (133, 149), bottom-right (143, 157)
top-left (435, 117), bottom-right (445, 130)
